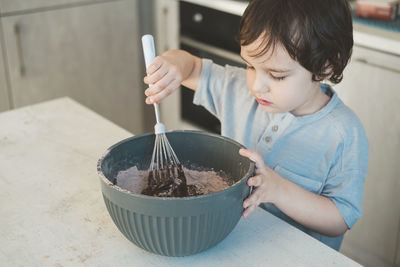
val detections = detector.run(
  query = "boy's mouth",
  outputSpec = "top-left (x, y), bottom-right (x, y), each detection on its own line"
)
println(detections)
top-left (257, 98), bottom-right (272, 106)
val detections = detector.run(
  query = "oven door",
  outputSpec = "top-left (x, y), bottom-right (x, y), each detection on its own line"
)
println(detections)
top-left (179, 1), bottom-right (245, 134)
top-left (180, 38), bottom-right (245, 134)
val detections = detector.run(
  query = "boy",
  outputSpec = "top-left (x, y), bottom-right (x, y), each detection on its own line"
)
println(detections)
top-left (143, 0), bottom-right (368, 251)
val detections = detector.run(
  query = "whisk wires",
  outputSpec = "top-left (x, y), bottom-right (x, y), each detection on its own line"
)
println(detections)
top-left (150, 133), bottom-right (181, 172)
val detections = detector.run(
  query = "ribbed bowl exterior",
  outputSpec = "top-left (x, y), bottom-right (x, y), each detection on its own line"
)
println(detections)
top-left (102, 195), bottom-right (243, 256)
top-left (98, 131), bottom-right (254, 257)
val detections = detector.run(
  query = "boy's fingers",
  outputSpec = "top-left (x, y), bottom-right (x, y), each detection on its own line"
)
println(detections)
top-left (239, 148), bottom-right (264, 170)
top-left (146, 56), bottom-right (163, 74)
top-left (243, 187), bottom-right (260, 208)
top-left (146, 73), bottom-right (175, 96)
top-left (147, 78), bottom-right (179, 103)
top-left (243, 198), bottom-right (251, 209)
top-left (247, 175), bottom-right (262, 187)
top-left (145, 85), bottom-right (161, 98)
top-left (242, 204), bottom-right (256, 218)
top-left (145, 66), bottom-right (168, 85)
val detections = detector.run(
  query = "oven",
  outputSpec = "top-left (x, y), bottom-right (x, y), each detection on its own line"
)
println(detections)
top-left (179, 1), bottom-right (246, 134)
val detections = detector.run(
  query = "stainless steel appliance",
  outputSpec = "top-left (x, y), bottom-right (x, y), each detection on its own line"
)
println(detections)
top-left (179, 1), bottom-right (246, 134)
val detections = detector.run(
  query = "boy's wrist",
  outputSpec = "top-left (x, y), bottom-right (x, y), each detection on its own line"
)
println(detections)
top-left (267, 171), bottom-right (287, 205)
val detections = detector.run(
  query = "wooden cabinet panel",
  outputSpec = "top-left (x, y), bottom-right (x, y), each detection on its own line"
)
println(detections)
top-left (0, 35), bottom-right (10, 112)
top-left (2, 0), bottom-right (144, 133)
top-left (335, 45), bottom-right (400, 267)
top-left (0, 0), bottom-right (105, 14)
top-left (396, 227), bottom-right (400, 267)
top-left (154, 0), bottom-right (182, 131)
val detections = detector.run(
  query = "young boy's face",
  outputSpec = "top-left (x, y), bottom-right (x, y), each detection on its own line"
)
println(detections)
top-left (240, 36), bottom-right (325, 116)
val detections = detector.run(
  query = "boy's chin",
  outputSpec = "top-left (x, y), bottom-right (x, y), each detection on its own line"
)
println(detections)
top-left (260, 105), bottom-right (285, 114)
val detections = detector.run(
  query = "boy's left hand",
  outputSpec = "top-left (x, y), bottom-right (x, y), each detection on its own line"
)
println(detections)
top-left (239, 148), bottom-right (282, 218)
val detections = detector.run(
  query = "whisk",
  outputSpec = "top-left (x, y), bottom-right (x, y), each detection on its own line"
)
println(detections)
top-left (141, 35), bottom-right (188, 197)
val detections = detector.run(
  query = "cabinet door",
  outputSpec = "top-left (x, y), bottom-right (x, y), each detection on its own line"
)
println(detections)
top-left (154, 0), bottom-right (182, 131)
top-left (2, 0), bottom-right (144, 133)
top-left (0, 38), bottom-right (10, 112)
top-left (0, 0), bottom-right (104, 14)
top-left (335, 46), bottom-right (400, 267)
top-left (396, 229), bottom-right (400, 267)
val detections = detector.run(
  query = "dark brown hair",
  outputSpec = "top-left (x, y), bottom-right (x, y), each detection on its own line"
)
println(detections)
top-left (238, 0), bottom-right (353, 84)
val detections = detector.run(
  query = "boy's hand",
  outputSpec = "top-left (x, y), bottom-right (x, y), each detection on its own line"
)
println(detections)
top-left (239, 148), bottom-right (282, 218)
top-left (144, 55), bottom-right (183, 104)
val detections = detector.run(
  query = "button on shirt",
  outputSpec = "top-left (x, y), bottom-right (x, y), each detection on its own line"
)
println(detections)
top-left (193, 59), bottom-right (369, 251)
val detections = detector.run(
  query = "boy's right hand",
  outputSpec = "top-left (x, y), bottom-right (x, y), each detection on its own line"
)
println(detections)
top-left (143, 55), bottom-right (183, 104)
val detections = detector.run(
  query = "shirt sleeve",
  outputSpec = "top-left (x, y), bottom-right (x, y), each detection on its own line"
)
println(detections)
top-left (193, 59), bottom-right (225, 119)
top-left (321, 118), bottom-right (369, 229)
top-left (193, 59), bottom-right (250, 120)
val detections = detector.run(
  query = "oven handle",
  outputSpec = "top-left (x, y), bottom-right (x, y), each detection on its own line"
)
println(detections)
top-left (180, 36), bottom-right (244, 64)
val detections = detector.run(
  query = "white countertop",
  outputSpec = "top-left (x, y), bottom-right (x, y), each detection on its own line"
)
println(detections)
top-left (0, 98), bottom-right (361, 266)
top-left (182, 0), bottom-right (400, 56)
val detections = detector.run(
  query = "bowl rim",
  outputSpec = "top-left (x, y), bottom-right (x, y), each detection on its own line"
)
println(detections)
top-left (97, 130), bottom-right (255, 201)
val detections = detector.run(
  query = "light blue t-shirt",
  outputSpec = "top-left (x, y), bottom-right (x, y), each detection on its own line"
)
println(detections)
top-left (193, 59), bottom-right (369, 251)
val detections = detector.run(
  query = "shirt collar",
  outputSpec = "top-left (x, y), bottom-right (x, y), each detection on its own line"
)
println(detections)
top-left (290, 83), bottom-right (340, 124)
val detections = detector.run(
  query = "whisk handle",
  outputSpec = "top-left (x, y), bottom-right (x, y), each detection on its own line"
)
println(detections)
top-left (142, 34), bottom-right (155, 68)
top-left (142, 35), bottom-right (165, 133)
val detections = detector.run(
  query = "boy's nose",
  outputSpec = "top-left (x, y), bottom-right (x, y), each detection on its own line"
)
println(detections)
top-left (253, 72), bottom-right (269, 94)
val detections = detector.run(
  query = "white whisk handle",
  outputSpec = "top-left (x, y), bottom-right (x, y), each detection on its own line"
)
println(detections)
top-left (142, 35), bottom-right (165, 127)
top-left (142, 34), bottom-right (163, 125)
top-left (142, 34), bottom-right (155, 68)
top-left (153, 102), bottom-right (162, 124)
top-left (154, 122), bottom-right (166, 134)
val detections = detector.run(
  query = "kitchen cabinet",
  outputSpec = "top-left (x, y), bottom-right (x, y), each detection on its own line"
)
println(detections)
top-left (153, 0), bottom-right (182, 131)
top-left (0, 31), bottom-right (10, 112)
top-left (397, 229), bottom-right (400, 266)
top-left (0, 0), bottom-right (145, 133)
top-left (0, 0), bottom-right (105, 14)
top-left (334, 45), bottom-right (400, 267)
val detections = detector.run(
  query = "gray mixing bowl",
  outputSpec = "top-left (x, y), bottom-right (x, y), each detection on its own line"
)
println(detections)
top-left (97, 130), bottom-right (254, 256)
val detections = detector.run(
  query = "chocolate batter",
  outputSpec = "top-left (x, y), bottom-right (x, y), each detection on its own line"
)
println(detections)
top-left (115, 165), bottom-right (231, 197)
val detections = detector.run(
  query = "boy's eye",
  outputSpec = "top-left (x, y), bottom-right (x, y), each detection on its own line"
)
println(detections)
top-left (271, 74), bottom-right (286, 81)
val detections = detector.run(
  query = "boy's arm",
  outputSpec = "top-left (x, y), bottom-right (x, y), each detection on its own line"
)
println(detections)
top-left (240, 148), bottom-right (348, 237)
top-left (176, 51), bottom-right (202, 91)
top-left (270, 177), bottom-right (348, 236)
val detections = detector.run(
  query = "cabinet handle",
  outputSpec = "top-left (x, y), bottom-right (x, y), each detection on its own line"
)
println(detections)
top-left (354, 57), bottom-right (400, 74)
top-left (192, 12), bottom-right (203, 23)
top-left (14, 23), bottom-right (25, 76)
